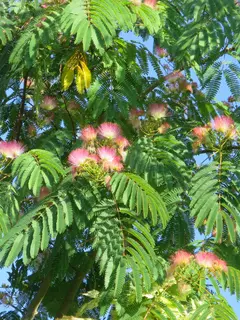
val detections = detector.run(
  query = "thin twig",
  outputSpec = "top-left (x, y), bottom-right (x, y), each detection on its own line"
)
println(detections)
top-left (15, 75), bottom-right (28, 141)
top-left (62, 95), bottom-right (76, 142)
top-left (197, 145), bottom-right (240, 154)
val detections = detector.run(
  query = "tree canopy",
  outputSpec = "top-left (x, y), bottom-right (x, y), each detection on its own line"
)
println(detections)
top-left (0, 0), bottom-right (240, 319)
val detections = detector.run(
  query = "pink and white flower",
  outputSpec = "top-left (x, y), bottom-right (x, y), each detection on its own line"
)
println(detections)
top-left (68, 100), bottom-right (80, 110)
top-left (170, 250), bottom-right (193, 266)
top-left (105, 175), bottom-right (112, 189)
top-left (81, 126), bottom-right (97, 142)
top-left (144, 0), bottom-right (156, 8)
top-left (98, 122), bottom-right (121, 139)
top-left (165, 71), bottom-right (184, 83)
top-left (40, 96), bottom-right (57, 111)
top-left (130, 108), bottom-right (144, 117)
top-left (97, 147), bottom-right (122, 171)
top-left (212, 116), bottom-right (235, 134)
top-left (149, 103), bottom-right (168, 120)
top-left (214, 258), bottom-right (228, 272)
top-left (131, 0), bottom-right (142, 5)
top-left (97, 146), bottom-right (117, 162)
top-left (192, 126), bottom-right (209, 141)
top-left (110, 160), bottom-right (124, 172)
top-left (115, 136), bottom-right (130, 149)
top-left (129, 109), bottom-right (144, 129)
top-left (158, 122), bottom-right (170, 134)
top-left (68, 148), bottom-right (89, 167)
top-left (155, 46), bottom-right (168, 58)
top-left (0, 141), bottom-right (25, 159)
top-left (88, 154), bottom-right (99, 163)
top-left (195, 251), bottom-right (228, 272)
top-left (178, 282), bottom-right (192, 295)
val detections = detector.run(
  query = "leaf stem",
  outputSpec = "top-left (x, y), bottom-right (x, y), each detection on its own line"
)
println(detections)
top-left (15, 75), bottom-right (28, 141)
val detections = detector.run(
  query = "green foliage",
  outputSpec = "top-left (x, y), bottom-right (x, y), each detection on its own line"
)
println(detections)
top-left (9, 9), bottom-right (61, 70)
top-left (0, 0), bottom-right (240, 318)
top-left (190, 161), bottom-right (240, 243)
top-left (110, 172), bottom-right (168, 227)
top-left (126, 136), bottom-right (189, 189)
top-left (0, 183), bottom-right (19, 237)
top-left (91, 200), bottom-right (159, 302)
top-left (87, 40), bottom-right (163, 119)
top-left (12, 149), bottom-right (65, 196)
top-left (61, 0), bottom-right (161, 53)
top-left (0, 3), bottom-right (13, 46)
top-left (202, 61), bottom-right (240, 100)
top-left (0, 176), bottom-right (98, 267)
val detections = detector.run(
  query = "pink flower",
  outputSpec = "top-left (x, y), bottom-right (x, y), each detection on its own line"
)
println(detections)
top-left (88, 154), bottom-right (99, 163)
top-left (165, 71), bottom-right (184, 83)
top-left (178, 282), bottom-right (192, 295)
top-left (40, 96), bottom-right (57, 111)
top-left (0, 141), bottom-right (25, 159)
top-left (212, 116), bottom-right (235, 134)
top-left (149, 103), bottom-right (168, 120)
top-left (170, 250), bottom-right (193, 266)
top-left (105, 175), bottom-right (111, 189)
top-left (155, 46), bottom-right (168, 58)
top-left (144, 0), bottom-right (156, 8)
top-left (129, 109), bottom-right (144, 129)
top-left (192, 126), bottom-right (209, 141)
top-left (195, 252), bottom-right (216, 269)
top-left (98, 122), bottom-right (121, 139)
top-left (228, 128), bottom-right (237, 139)
top-left (97, 147), bottom-right (122, 171)
top-left (179, 80), bottom-right (193, 93)
top-left (130, 108), bottom-right (144, 117)
top-left (68, 100), bottom-right (80, 110)
top-left (97, 146), bottom-right (117, 162)
top-left (110, 160), bottom-right (124, 172)
top-left (131, 0), bottom-right (142, 4)
top-left (81, 126), bottom-right (97, 142)
top-left (68, 148), bottom-right (89, 167)
top-left (115, 136), bottom-right (130, 149)
top-left (214, 258), bottom-right (228, 272)
top-left (158, 122), bottom-right (170, 134)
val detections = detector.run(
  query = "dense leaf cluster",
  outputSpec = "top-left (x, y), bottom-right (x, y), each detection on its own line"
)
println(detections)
top-left (0, 0), bottom-right (240, 319)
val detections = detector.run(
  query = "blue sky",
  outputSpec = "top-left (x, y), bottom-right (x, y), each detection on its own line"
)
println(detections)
top-left (0, 32), bottom-right (240, 317)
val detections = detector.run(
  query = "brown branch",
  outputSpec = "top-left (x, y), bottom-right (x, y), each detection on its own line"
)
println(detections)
top-left (15, 75), bottom-right (28, 141)
top-left (22, 274), bottom-right (52, 320)
top-left (55, 253), bottom-right (95, 319)
top-left (62, 96), bottom-right (76, 142)
top-left (22, 236), bottom-right (62, 320)
top-left (141, 80), bottom-right (162, 98)
top-left (197, 145), bottom-right (240, 154)
top-left (140, 68), bottom-right (184, 99)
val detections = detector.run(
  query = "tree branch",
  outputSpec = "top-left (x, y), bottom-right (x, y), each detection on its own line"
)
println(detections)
top-left (22, 273), bottom-right (51, 320)
top-left (141, 80), bottom-right (162, 98)
top-left (62, 96), bottom-right (76, 142)
top-left (55, 253), bottom-right (95, 319)
top-left (22, 236), bottom-right (62, 320)
top-left (197, 145), bottom-right (240, 154)
top-left (15, 75), bottom-right (28, 141)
